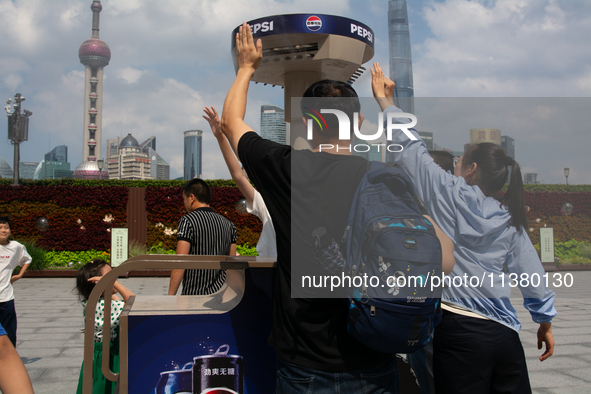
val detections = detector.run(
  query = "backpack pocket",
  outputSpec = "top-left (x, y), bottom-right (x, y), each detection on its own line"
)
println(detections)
top-left (348, 297), bottom-right (440, 354)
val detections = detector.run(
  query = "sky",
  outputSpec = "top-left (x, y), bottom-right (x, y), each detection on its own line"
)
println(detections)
top-left (0, 0), bottom-right (589, 183)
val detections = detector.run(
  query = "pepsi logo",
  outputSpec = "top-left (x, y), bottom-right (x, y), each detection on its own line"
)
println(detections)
top-left (306, 15), bottom-right (322, 31)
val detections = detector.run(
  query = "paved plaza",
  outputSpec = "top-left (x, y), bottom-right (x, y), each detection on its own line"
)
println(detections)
top-left (13, 271), bottom-right (591, 393)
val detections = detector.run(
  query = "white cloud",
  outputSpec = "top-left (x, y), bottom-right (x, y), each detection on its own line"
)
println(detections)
top-left (58, 2), bottom-right (85, 30)
top-left (415, 0), bottom-right (591, 97)
top-left (101, 0), bottom-right (350, 66)
top-left (3, 75), bottom-right (23, 91)
top-left (117, 67), bottom-right (146, 84)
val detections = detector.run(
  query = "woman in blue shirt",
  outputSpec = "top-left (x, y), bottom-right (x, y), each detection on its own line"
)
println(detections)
top-left (371, 62), bottom-right (556, 394)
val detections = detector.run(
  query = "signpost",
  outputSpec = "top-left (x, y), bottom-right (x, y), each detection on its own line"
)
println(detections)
top-left (111, 228), bottom-right (129, 267)
top-left (540, 227), bottom-right (555, 263)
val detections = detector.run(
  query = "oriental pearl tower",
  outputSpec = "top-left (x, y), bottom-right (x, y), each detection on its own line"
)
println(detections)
top-left (74, 0), bottom-right (110, 179)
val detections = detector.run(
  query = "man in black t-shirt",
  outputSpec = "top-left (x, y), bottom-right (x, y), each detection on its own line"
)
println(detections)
top-left (219, 23), bottom-right (398, 393)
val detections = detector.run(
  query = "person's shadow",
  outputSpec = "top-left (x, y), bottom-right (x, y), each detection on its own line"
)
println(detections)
top-left (21, 356), bottom-right (42, 364)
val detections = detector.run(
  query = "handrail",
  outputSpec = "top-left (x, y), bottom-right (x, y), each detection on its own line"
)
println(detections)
top-left (82, 254), bottom-right (275, 394)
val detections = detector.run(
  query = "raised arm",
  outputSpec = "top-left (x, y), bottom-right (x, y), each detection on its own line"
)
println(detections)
top-left (113, 280), bottom-right (134, 303)
top-left (221, 22), bottom-right (263, 155)
top-left (371, 62), bottom-right (396, 112)
top-left (87, 275), bottom-right (134, 302)
top-left (204, 106), bottom-right (255, 204)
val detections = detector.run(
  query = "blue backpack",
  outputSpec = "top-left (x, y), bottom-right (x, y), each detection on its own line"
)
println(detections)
top-left (330, 161), bottom-right (442, 354)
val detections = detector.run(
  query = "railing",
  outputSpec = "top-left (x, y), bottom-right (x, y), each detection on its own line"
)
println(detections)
top-left (82, 254), bottom-right (275, 394)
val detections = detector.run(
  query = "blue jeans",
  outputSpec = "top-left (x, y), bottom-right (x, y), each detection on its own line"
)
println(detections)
top-left (275, 357), bottom-right (399, 394)
top-left (407, 340), bottom-right (435, 394)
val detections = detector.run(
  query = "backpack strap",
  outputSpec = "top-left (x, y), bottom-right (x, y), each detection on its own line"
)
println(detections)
top-left (368, 161), bottom-right (428, 215)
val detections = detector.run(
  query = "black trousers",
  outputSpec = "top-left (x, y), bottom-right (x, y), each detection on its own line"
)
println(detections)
top-left (433, 310), bottom-right (531, 394)
top-left (0, 299), bottom-right (17, 347)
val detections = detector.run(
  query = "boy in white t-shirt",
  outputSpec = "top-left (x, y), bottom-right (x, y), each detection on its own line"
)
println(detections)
top-left (0, 216), bottom-right (31, 347)
top-left (204, 106), bottom-right (277, 259)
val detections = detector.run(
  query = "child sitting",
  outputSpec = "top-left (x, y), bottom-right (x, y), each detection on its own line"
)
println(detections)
top-left (75, 258), bottom-right (134, 394)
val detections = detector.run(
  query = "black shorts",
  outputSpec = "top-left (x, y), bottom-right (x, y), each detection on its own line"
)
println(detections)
top-left (433, 310), bottom-right (531, 394)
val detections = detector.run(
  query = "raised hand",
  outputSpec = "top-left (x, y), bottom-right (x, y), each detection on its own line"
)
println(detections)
top-left (87, 276), bottom-right (103, 284)
top-left (370, 62), bottom-right (386, 98)
top-left (203, 106), bottom-right (223, 139)
top-left (236, 22), bottom-right (263, 72)
top-left (371, 62), bottom-right (396, 110)
top-left (384, 76), bottom-right (396, 100)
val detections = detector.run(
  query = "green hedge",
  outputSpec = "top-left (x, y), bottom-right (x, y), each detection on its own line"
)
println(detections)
top-left (0, 178), bottom-right (238, 188)
top-left (3, 178), bottom-right (588, 191)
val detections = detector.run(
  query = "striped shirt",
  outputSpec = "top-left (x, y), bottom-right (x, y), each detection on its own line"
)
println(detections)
top-left (176, 207), bottom-right (237, 295)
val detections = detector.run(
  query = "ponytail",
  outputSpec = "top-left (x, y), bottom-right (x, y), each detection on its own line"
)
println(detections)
top-left (502, 157), bottom-right (528, 230)
top-left (462, 143), bottom-right (528, 230)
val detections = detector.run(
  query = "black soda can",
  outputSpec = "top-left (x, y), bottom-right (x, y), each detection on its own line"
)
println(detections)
top-left (155, 368), bottom-right (192, 394)
top-left (192, 345), bottom-right (244, 394)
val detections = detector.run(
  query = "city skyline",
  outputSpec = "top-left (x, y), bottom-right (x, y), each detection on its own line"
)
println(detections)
top-left (0, 0), bottom-right (589, 183)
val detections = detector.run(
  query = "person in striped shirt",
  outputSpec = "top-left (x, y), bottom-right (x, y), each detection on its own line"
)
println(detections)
top-left (168, 179), bottom-right (237, 296)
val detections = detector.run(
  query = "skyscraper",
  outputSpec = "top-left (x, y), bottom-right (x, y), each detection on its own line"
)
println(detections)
top-left (33, 162), bottom-right (73, 180)
top-left (74, 0), bottom-right (110, 179)
top-left (45, 145), bottom-right (68, 163)
top-left (140, 137), bottom-right (170, 180)
top-left (184, 130), bottom-right (203, 180)
top-left (524, 173), bottom-right (538, 184)
top-left (501, 135), bottom-right (515, 159)
top-left (260, 105), bottom-right (287, 145)
top-left (35, 145), bottom-right (73, 180)
top-left (140, 136), bottom-right (157, 152)
top-left (147, 148), bottom-right (170, 180)
top-left (501, 135), bottom-right (515, 183)
top-left (388, 0), bottom-right (414, 115)
top-left (19, 162), bottom-right (39, 180)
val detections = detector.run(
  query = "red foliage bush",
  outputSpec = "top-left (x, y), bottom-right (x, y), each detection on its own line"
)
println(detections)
top-left (2, 185), bottom-right (589, 253)
top-left (145, 186), bottom-right (262, 249)
top-left (0, 186), bottom-right (128, 251)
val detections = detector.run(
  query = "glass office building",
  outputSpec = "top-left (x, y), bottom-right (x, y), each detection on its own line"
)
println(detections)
top-left (184, 130), bottom-right (202, 180)
top-left (45, 145), bottom-right (68, 163)
top-left (501, 135), bottom-right (515, 182)
top-left (20, 162), bottom-right (39, 179)
top-left (260, 105), bottom-right (287, 145)
top-left (388, 0), bottom-right (414, 115)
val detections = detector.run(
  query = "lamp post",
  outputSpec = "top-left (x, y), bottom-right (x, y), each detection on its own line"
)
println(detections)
top-left (564, 168), bottom-right (570, 186)
top-left (97, 158), bottom-right (104, 180)
top-left (5, 93), bottom-right (33, 186)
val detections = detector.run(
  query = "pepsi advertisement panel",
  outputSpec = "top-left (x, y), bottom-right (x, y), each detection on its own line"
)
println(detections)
top-left (231, 14), bottom-right (374, 49)
top-left (127, 269), bottom-right (276, 394)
